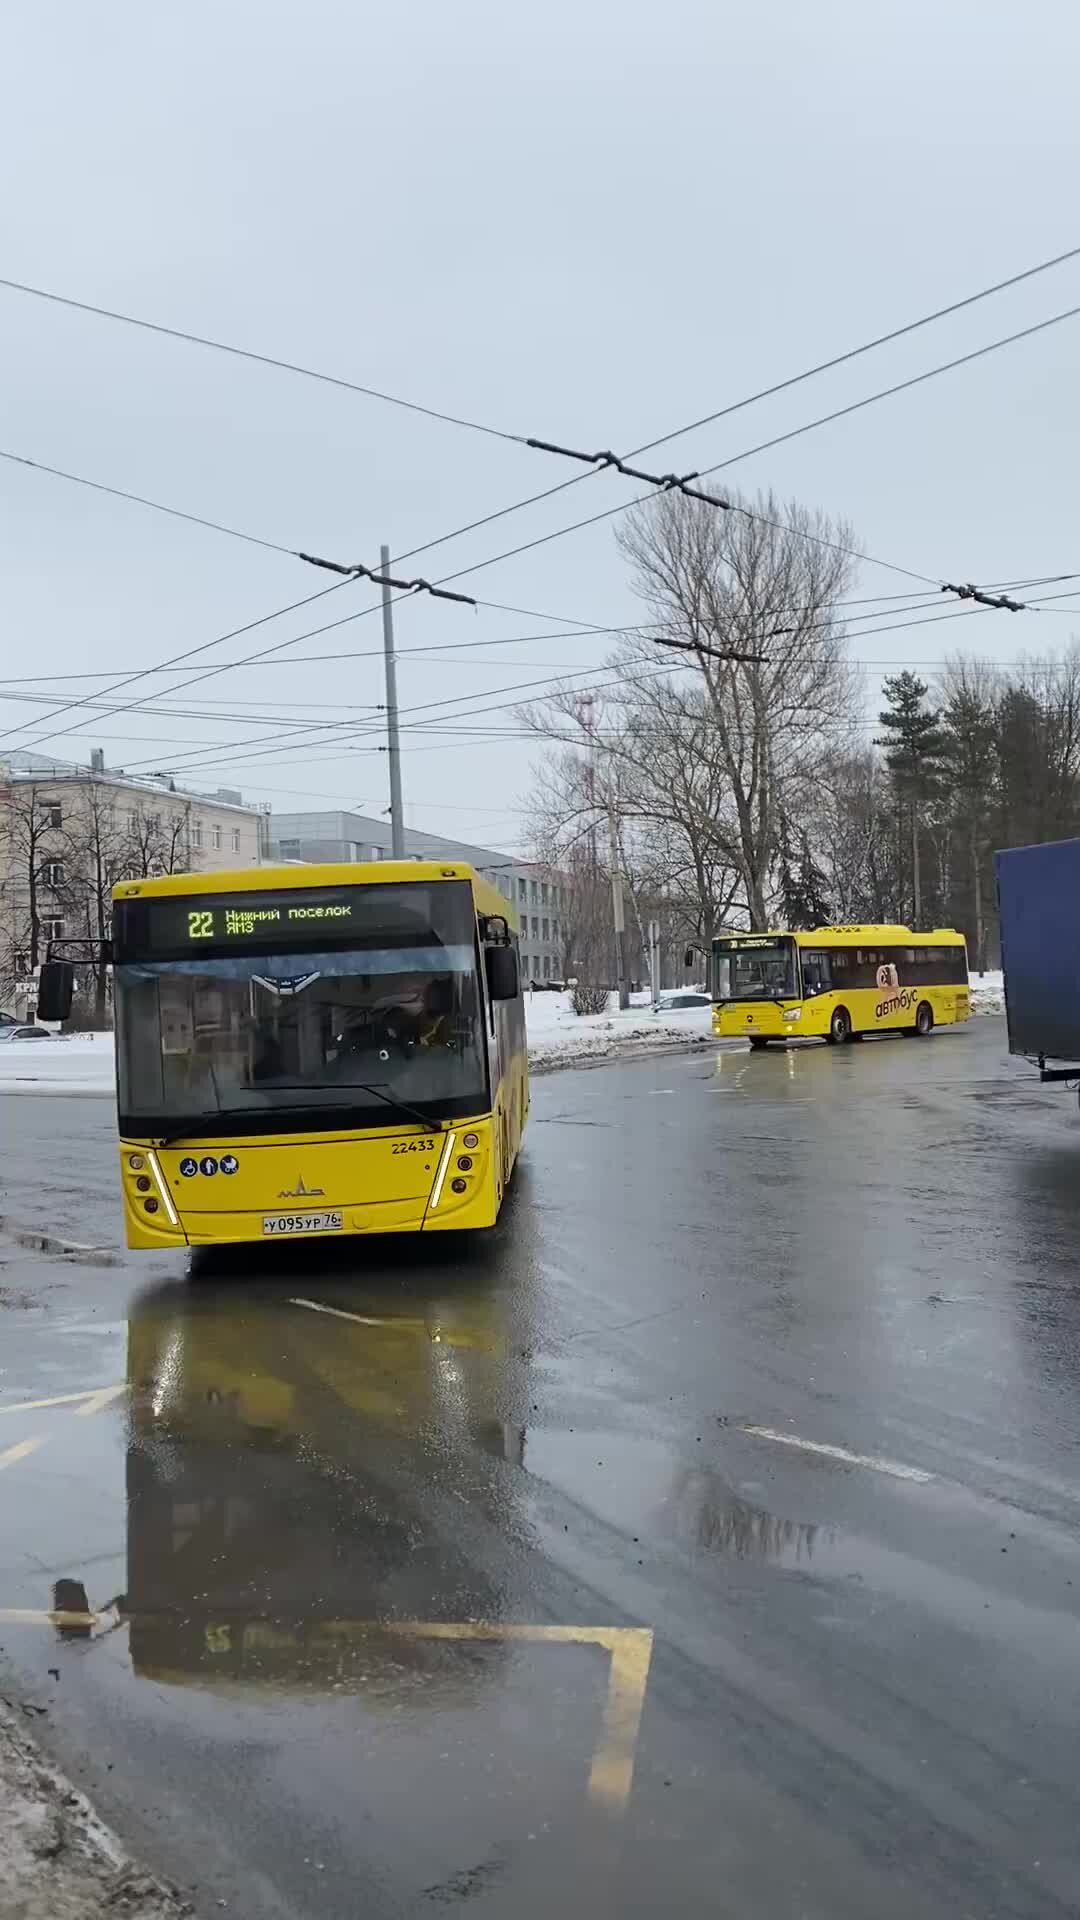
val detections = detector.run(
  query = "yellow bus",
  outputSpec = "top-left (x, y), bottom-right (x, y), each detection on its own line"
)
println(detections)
top-left (708, 924), bottom-right (970, 1048)
top-left (40, 861), bottom-right (528, 1248)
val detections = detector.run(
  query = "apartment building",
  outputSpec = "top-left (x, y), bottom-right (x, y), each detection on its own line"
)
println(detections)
top-left (268, 809), bottom-right (570, 984)
top-left (0, 750), bottom-right (262, 1000)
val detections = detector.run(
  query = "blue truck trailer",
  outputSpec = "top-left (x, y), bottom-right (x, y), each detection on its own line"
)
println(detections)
top-left (996, 838), bottom-right (1080, 1090)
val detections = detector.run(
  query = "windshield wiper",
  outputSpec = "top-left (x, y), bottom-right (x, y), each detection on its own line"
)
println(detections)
top-left (317, 1081), bottom-right (442, 1133)
top-left (157, 1086), bottom-right (442, 1144)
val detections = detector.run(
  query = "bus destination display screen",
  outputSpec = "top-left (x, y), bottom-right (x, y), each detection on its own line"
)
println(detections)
top-left (114, 882), bottom-right (469, 962)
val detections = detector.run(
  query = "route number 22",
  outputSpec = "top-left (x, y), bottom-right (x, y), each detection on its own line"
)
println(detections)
top-left (188, 910), bottom-right (214, 939)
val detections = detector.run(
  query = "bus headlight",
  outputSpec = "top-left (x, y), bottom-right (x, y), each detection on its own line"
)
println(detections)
top-left (782, 1008), bottom-right (802, 1020)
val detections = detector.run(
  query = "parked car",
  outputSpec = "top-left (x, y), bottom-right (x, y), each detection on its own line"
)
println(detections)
top-left (0, 1024), bottom-right (56, 1042)
top-left (654, 990), bottom-right (711, 1011)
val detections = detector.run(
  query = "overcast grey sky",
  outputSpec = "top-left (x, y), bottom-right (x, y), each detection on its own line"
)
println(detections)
top-left (3, 0), bottom-right (1079, 854)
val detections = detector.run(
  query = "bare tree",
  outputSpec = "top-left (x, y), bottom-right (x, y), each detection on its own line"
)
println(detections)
top-left (66, 784), bottom-right (132, 1022)
top-left (615, 488), bottom-right (856, 926)
top-left (0, 780), bottom-right (70, 1003)
top-left (527, 754), bottom-right (617, 1003)
top-left (811, 748), bottom-right (901, 923)
top-left (124, 799), bottom-right (193, 877)
top-left (521, 671), bottom-right (743, 965)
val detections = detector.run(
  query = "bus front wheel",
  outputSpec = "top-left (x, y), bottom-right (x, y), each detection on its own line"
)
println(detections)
top-left (915, 1001), bottom-right (934, 1037)
top-left (828, 1007), bottom-right (852, 1045)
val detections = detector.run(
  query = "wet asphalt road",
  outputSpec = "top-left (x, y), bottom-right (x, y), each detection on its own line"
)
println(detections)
top-left (2, 1018), bottom-right (1080, 1917)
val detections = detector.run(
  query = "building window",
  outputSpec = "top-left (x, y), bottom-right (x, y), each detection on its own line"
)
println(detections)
top-left (278, 838), bottom-right (301, 859)
top-left (42, 918), bottom-right (65, 944)
top-left (43, 861), bottom-right (64, 889)
top-left (518, 877), bottom-right (527, 903)
top-left (542, 917), bottom-right (549, 942)
top-left (551, 919), bottom-right (559, 945)
top-left (530, 880), bottom-right (538, 905)
top-left (531, 915), bottom-right (539, 939)
top-left (191, 822), bottom-right (203, 850)
top-left (14, 951), bottom-right (30, 977)
top-left (543, 955), bottom-right (551, 979)
top-left (45, 802), bottom-right (62, 830)
top-left (212, 824), bottom-right (222, 851)
top-left (532, 954), bottom-right (542, 978)
top-left (231, 829), bottom-right (240, 853)
top-left (541, 882), bottom-right (549, 906)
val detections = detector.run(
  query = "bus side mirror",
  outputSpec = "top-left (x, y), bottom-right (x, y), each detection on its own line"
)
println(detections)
top-left (485, 945), bottom-right (519, 1001)
top-left (37, 959), bottom-right (75, 1022)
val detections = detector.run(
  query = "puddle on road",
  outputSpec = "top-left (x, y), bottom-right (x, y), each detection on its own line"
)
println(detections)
top-left (522, 1426), bottom-right (834, 1568)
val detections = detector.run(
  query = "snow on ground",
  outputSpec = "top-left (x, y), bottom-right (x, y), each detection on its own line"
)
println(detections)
top-left (0, 1032), bottom-right (115, 1093)
top-left (0, 1696), bottom-right (189, 1919)
top-left (969, 971), bottom-right (1005, 1015)
top-left (525, 989), bottom-right (716, 1070)
top-left (0, 979), bottom-right (1009, 1094)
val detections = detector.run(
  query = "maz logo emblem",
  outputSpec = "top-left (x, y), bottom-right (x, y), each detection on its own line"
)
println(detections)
top-left (278, 1174), bottom-right (325, 1198)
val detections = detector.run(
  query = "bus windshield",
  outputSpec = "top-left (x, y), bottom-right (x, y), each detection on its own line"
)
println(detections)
top-left (713, 938), bottom-right (798, 1002)
top-left (114, 881), bottom-right (489, 1134)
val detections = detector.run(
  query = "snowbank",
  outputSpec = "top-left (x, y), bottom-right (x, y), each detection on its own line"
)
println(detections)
top-left (0, 1696), bottom-right (189, 1918)
top-left (0, 1032), bottom-right (115, 1093)
top-left (969, 971), bottom-right (1005, 1016)
top-left (0, 979), bottom-right (1009, 1096)
top-left (525, 989), bottom-right (716, 1070)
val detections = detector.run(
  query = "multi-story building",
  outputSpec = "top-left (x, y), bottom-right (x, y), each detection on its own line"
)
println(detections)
top-left (0, 749), bottom-right (263, 1007)
top-left (268, 809), bottom-right (570, 984)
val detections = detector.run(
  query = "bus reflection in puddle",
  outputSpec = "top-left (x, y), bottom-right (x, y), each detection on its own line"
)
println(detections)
top-left (119, 1274), bottom-right (526, 1684)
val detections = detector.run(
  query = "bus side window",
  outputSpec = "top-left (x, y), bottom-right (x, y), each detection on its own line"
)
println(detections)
top-left (803, 950), bottom-right (832, 996)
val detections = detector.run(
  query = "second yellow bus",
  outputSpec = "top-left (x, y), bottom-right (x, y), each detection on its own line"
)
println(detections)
top-left (709, 924), bottom-right (970, 1047)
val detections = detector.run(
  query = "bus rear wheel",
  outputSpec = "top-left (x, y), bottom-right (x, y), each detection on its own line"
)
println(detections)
top-left (827, 1007), bottom-right (852, 1045)
top-left (914, 1001), bottom-right (934, 1037)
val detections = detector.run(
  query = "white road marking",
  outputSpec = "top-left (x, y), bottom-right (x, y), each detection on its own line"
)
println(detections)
top-left (0, 1386), bottom-right (125, 1418)
top-left (75, 1385), bottom-right (126, 1418)
top-left (290, 1297), bottom-right (387, 1327)
top-left (739, 1425), bottom-right (933, 1483)
top-left (0, 1436), bottom-right (46, 1471)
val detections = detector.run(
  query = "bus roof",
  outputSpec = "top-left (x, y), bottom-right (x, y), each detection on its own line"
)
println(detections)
top-left (113, 860), bottom-right (516, 928)
top-left (716, 924), bottom-right (966, 948)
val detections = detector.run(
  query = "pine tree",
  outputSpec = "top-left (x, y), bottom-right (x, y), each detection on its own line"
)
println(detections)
top-left (941, 670), bottom-right (996, 971)
top-left (875, 671), bottom-right (947, 926)
top-left (778, 819), bottom-right (832, 928)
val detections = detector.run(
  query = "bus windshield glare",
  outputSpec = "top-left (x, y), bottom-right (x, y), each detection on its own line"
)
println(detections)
top-left (713, 937), bottom-right (798, 1001)
top-left (113, 880), bottom-right (488, 1133)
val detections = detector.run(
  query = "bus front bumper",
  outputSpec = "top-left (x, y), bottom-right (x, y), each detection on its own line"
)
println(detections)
top-left (712, 1002), bottom-right (802, 1041)
top-left (119, 1119), bottom-right (498, 1248)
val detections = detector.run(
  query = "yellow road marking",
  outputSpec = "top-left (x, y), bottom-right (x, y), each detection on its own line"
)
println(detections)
top-left (0, 1613), bottom-right (655, 1814)
top-left (0, 1386), bottom-right (125, 1418)
top-left (368, 1624), bottom-right (654, 1813)
top-left (0, 1608), bottom-right (98, 1629)
top-left (0, 1437), bottom-right (46, 1471)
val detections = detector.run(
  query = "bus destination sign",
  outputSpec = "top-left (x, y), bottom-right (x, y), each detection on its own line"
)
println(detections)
top-left (114, 883), bottom-right (459, 961)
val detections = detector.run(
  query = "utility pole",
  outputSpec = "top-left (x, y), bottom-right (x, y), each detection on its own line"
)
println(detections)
top-left (648, 916), bottom-right (661, 1004)
top-left (380, 543), bottom-right (405, 857)
top-left (607, 800), bottom-right (629, 1009)
top-left (577, 692), bottom-right (629, 1010)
